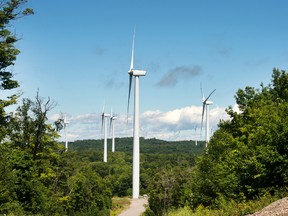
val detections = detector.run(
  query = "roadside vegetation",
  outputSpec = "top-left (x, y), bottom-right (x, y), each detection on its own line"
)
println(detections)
top-left (110, 197), bottom-right (131, 216)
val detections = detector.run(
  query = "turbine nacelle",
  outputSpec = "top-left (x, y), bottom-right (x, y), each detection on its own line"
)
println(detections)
top-left (110, 109), bottom-right (117, 122)
top-left (205, 100), bottom-right (213, 105)
top-left (128, 69), bottom-right (146, 76)
top-left (101, 112), bottom-right (110, 130)
top-left (103, 113), bottom-right (110, 117)
top-left (101, 103), bottom-right (110, 127)
top-left (110, 114), bottom-right (117, 127)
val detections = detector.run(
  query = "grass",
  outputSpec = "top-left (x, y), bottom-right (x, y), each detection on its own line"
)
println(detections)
top-left (168, 191), bottom-right (288, 216)
top-left (110, 197), bottom-right (131, 216)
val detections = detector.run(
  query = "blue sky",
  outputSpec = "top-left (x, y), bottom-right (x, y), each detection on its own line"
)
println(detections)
top-left (10, 0), bottom-right (288, 141)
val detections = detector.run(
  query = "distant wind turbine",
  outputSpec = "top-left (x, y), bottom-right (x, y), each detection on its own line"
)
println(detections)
top-left (101, 106), bottom-right (110, 162)
top-left (201, 84), bottom-right (216, 147)
top-left (127, 30), bottom-right (146, 199)
top-left (54, 113), bottom-right (69, 151)
top-left (64, 114), bottom-right (69, 151)
top-left (110, 109), bottom-right (117, 152)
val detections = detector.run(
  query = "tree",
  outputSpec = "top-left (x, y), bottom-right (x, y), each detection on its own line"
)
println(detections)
top-left (0, 1), bottom-right (34, 214)
top-left (2, 93), bottom-right (62, 214)
top-left (188, 68), bottom-right (288, 210)
top-left (0, 0), bottom-right (33, 140)
top-left (148, 167), bottom-right (193, 215)
top-left (67, 164), bottom-right (112, 216)
top-left (0, 143), bottom-right (24, 214)
top-left (9, 91), bottom-right (60, 159)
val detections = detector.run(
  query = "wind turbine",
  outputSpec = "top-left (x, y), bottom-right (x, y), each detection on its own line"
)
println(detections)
top-left (110, 109), bottom-right (117, 152)
top-left (64, 114), bottom-right (70, 151)
top-left (101, 106), bottom-right (110, 162)
top-left (127, 30), bottom-right (146, 199)
top-left (201, 84), bottom-right (216, 147)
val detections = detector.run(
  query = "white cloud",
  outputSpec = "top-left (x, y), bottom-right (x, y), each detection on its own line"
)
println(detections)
top-left (140, 105), bottom-right (229, 140)
top-left (49, 105), bottom-right (232, 142)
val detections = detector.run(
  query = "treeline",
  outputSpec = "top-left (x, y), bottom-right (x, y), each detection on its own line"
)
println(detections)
top-left (66, 138), bottom-right (205, 198)
top-left (69, 137), bottom-right (205, 155)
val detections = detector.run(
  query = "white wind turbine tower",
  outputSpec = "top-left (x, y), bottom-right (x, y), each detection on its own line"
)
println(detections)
top-left (64, 114), bottom-right (69, 151)
top-left (102, 106), bottom-right (110, 162)
top-left (127, 31), bottom-right (146, 199)
top-left (110, 109), bottom-right (117, 153)
top-left (201, 85), bottom-right (216, 147)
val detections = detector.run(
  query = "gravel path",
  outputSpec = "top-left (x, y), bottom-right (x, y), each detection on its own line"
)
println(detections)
top-left (246, 197), bottom-right (288, 216)
top-left (118, 198), bottom-right (148, 216)
top-left (118, 196), bottom-right (288, 216)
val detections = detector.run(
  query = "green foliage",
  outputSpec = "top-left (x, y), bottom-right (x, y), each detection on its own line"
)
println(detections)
top-left (148, 167), bottom-right (193, 215)
top-left (186, 68), bottom-right (288, 212)
top-left (0, 0), bottom-right (33, 137)
top-left (168, 192), bottom-right (287, 216)
top-left (168, 206), bottom-right (193, 216)
top-left (0, 94), bottom-right (113, 215)
top-left (68, 138), bottom-right (203, 199)
top-left (0, 144), bottom-right (24, 214)
top-left (143, 207), bottom-right (156, 216)
top-left (69, 137), bottom-right (205, 155)
top-left (66, 165), bottom-right (112, 215)
top-left (110, 197), bottom-right (130, 216)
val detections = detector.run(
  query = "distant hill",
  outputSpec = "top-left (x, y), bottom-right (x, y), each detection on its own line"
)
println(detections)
top-left (68, 137), bottom-right (206, 155)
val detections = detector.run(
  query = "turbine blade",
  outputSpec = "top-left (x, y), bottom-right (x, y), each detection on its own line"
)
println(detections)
top-left (110, 108), bottom-right (112, 131)
top-left (205, 89), bottom-right (216, 102)
top-left (201, 103), bottom-right (205, 133)
top-left (101, 113), bottom-right (104, 131)
top-left (200, 83), bottom-right (205, 102)
top-left (130, 30), bottom-right (135, 71)
top-left (127, 74), bottom-right (133, 122)
top-left (109, 117), bottom-right (112, 135)
top-left (101, 103), bottom-right (105, 132)
top-left (127, 28), bottom-right (136, 123)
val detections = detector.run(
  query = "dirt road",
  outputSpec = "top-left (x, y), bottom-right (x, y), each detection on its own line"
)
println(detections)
top-left (118, 198), bottom-right (148, 216)
top-left (246, 197), bottom-right (288, 216)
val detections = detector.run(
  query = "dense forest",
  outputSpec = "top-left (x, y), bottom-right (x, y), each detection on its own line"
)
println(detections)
top-left (1, 1), bottom-right (288, 216)
top-left (70, 137), bottom-right (205, 155)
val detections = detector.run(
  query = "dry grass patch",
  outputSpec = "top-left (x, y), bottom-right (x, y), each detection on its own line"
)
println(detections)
top-left (110, 197), bottom-right (131, 216)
